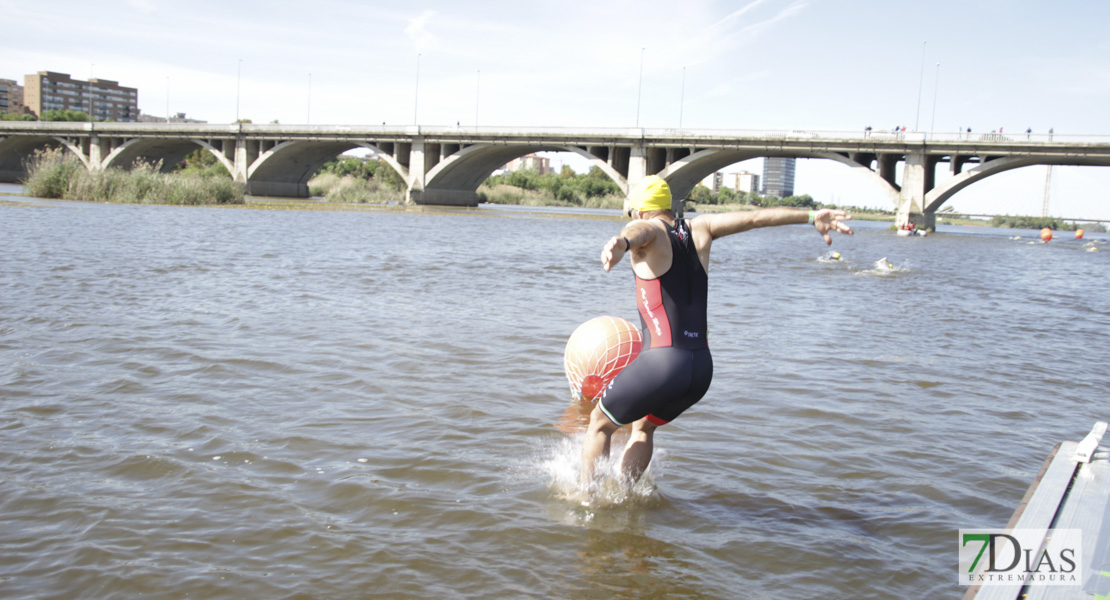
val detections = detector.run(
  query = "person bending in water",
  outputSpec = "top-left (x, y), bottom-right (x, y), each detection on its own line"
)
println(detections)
top-left (581, 176), bottom-right (853, 486)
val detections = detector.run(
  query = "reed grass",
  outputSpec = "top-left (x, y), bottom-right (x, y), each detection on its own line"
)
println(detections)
top-left (306, 173), bottom-right (404, 204)
top-left (477, 184), bottom-right (624, 209)
top-left (23, 148), bottom-right (245, 205)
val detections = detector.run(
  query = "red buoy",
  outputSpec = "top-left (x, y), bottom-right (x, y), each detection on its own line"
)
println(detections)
top-left (1040, 228), bottom-right (1053, 242)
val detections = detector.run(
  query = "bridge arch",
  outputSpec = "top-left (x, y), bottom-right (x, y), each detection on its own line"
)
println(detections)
top-left (421, 144), bottom-right (627, 205)
top-left (351, 143), bottom-right (410, 186)
top-left (245, 140), bottom-right (365, 197)
top-left (658, 149), bottom-right (901, 207)
top-left (244, 140), bottom-right (420, 198)
top-left (102, 138), bottom-right (234, 174)
top-left (0, 136), bottom-right (77, 182)
top-left (54, 137), bottom-right (92, 169)
top-left (924, 156), bottom-right (1110, 213)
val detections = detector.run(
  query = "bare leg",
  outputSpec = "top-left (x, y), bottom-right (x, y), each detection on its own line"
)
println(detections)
top-left (620, 418), bottom-right (658, 482)
top-left (581, 403), bottom-right (618, 486)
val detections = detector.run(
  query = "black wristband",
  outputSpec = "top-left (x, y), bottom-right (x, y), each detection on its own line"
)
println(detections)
top-left (622, 237), bottom-right (631, 251)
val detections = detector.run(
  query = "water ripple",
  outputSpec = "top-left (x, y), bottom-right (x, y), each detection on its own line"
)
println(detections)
top-left (1, 199), bottom-right (1107, 599)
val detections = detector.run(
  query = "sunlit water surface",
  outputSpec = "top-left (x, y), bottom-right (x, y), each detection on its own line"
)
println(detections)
top-left (2, 187), bottom-right (1108, 599)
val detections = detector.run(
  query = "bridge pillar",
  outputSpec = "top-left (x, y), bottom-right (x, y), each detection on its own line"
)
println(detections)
top-left (87, 135), bottom-right (105, 171)
top-left (84, 134), bottom-right (98, 169)
top-left (405, 136), bottom-right (478, 206)
top-left (628, 145), bottom-right (647, 183)
top-left (896, 151), bottom-right (937, 231)
top-left (878, 154), bottom-right (899, 187)
top-left (409, 137), bottom-right (426, 194)
top-left (232, 139), bottom-right (248, 183)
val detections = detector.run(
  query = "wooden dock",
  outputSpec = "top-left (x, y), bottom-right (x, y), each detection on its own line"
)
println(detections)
top-left (965, 422), bottom-right (1110, 599)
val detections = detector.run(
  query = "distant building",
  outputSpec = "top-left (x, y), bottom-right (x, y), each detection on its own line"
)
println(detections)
top-left (762, 157), bottom-right (796, 198)
top-left (0, 78), bottom-right (28, 115)
top-left (138, 112), bottom-right (207, 124)
top-left (505, 153), bottom-right (553, 175)
top-left (23, 71), bottom-right (140, 122)
top-left (732, 170), bottom-right (759, 194)
top-left (699, 171), bottom-right (759, 195)
top-left (700, 172), bottom-right (723, 193)
top-left (727, 171), bottom-right (760, 194)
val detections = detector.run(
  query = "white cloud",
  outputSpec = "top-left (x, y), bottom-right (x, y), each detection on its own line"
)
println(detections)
top-left (405, 10), bottom-right (437, 53)
top-left (126, 0), bottom-right (157, 13)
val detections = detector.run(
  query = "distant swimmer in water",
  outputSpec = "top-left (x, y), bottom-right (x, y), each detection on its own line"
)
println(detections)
top-left (873, 257), bottom-right (894, 271)
top-left (818, 251), bottom-right (842, 262)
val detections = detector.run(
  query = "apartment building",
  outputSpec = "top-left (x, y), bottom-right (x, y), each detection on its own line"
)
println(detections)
top-left (23, 71), bottom-right (140, 121)
top-left (761, 157), bottom-right (796, 199)
top-left (505, 153), bottom-right (553, 175)
top-left (700, 171), bottom-right (724, 193)
top-left (700, 171), bottom-right (760, 195)
top-left (732, 171), bottom-right (759, 194)
top-left (0, 78), bottom-right (27, 115)
top-left (137, 112), bottom-right (207, 124)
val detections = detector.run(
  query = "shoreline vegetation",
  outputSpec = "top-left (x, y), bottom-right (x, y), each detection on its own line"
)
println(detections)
top-left (23, 148), bottom-right (244, 206)
top-left (17, 151), bottom-right (1105, 232)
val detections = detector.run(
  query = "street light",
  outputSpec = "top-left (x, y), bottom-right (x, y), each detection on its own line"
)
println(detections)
top-left (307, 73), bottom-right (312, 124)
top-left (166, 76), bottom-right (170, 123)
top-left (474, 69), bottom-right (480, 128)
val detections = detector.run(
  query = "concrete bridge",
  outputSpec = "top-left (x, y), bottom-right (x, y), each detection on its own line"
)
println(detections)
top-left (2, 121), bottom-right (1109, 229)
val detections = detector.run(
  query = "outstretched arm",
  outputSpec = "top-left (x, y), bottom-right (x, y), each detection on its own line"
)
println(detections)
top-left (695, 207), bottom-right (853, 245)
top-left (600, 220), bottom-right (662, 272)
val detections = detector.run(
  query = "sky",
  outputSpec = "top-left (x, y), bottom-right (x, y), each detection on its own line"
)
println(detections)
top-left (3, 0), bottom-right (1108, 219)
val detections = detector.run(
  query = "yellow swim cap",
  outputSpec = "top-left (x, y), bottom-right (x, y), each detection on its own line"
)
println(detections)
top-left (628, 175), bottom-right (672, 213)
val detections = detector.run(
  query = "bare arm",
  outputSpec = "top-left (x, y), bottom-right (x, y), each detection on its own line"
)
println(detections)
top-left (694, 207), bottom-right (853, 245)
top-left (600, 219), bottom-right (665, 272)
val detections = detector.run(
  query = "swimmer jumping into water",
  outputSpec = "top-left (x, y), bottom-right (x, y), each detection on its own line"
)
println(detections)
top-left (583, 176), bottom-right (853, 487)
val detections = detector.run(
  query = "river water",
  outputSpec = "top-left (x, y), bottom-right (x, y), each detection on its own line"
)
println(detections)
top-left (1, 185), bottom-right (1107, 599)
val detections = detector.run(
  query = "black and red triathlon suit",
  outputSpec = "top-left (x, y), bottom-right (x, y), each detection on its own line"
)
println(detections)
top-left (598, 218), bottom-right (714, 427)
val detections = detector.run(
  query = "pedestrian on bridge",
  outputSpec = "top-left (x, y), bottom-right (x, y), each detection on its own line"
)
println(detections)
top-left (580, 175), bottom-right (853, 488)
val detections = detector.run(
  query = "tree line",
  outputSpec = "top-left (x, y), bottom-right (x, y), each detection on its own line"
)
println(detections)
top-left (989, 215), bottom-right (1107, 232)
top-left (686, 183), bottom-right (818, 209)
top-left (1, 109), bottom-right (93, 122)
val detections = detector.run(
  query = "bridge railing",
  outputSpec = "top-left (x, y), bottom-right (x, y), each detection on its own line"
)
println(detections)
top-left (2, 121), bottom-right (1108, 144)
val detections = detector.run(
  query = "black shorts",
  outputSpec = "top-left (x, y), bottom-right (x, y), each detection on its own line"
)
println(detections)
top-left (598, 347), bottom-right (713, 426)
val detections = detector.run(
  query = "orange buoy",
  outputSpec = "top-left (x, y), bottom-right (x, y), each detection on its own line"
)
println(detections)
top-left (1076, 228), bottom-right (1085, 239)
top-left (1040, 228), bottom-right (1053, 242)
top-left (564, 316), bottom-right (642, 401)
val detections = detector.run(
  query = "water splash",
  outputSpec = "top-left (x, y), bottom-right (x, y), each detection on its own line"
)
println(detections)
top-left (539, 433), bottom-right (661, 509)
top-left (856, 257), bottom-right (911, 276)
